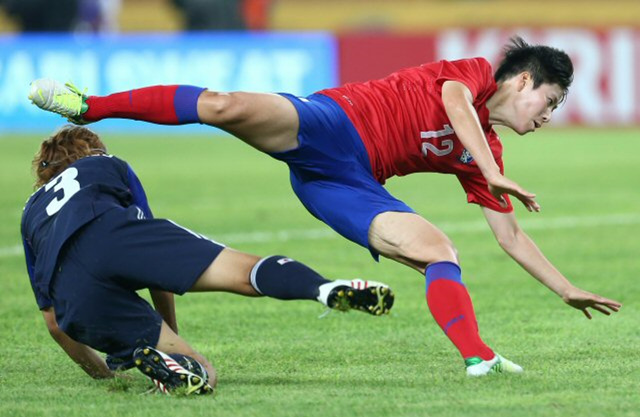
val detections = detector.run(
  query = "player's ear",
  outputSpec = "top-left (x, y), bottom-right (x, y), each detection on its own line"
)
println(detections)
top-left (516, 72), bottom-right (531, 92)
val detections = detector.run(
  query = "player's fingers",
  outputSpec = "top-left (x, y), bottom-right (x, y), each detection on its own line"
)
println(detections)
top-left (513, 184), bottom-right (535, 200)
top-left (582, 309), bottom-right (592, 320)
top-left (521, 190), bottom-right (536, 199)
top-left (526, 200), bottom-right (540, 212)
top-left (601, 300), bottom-right (621, 312)
top-left (601, 298), bottom-right (622, 309)
top-left (530, 200), bottom-right (541, 212)
top-left (590, 304), bottom-right (612, 315)
top-left (517, 195), bottom-right (540, 212)
top-left (590, 296), bottom-right (622, 311)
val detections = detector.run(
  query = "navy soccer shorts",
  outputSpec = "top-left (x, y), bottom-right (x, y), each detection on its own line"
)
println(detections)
top-left (50, 206), bottom-right (224, 360)
top-left (270, 93), bottom-right (414, 259)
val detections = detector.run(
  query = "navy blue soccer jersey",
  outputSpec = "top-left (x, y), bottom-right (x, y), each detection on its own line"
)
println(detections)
top-left (21, 155), bottom-right (152, 309)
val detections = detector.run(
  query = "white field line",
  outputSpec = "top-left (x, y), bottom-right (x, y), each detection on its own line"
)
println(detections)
top-left (0, 245), bottom-right (23, 258)
top-left (3, 213), bottom-right (639, 258)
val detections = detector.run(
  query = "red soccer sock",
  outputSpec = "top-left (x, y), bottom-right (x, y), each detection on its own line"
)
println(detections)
top-left (83, 85), bottom-right (205, 125)
top-left (425, 262), bottom-right (494, 361)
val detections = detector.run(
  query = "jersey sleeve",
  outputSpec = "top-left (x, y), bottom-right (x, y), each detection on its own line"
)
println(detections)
top-left (435, 57), bottom-right (494, 101)
top-left (126, 164), bottom-right (154, 219)
top-left (22, 237), bottom-right (53, 309)
top-left (21, 201), bottom-right (53, 309)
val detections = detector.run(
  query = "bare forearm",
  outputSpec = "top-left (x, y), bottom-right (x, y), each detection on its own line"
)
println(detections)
top-left (501, 230), bottom-right (574, 297)
top-left (42, 308), bottom-right (112, 379)
top-left (150, 289), bottom-right (178, 333)
top-left (484, 208), bottom-right (621, 317)
top-left (50, 329), bottom-right (113, 379)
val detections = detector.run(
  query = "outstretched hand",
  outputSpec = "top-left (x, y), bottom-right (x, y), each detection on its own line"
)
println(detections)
top-left (487, 174), bottom-right (540, 212)
top-left (562, 287), bottom-right (622, 319)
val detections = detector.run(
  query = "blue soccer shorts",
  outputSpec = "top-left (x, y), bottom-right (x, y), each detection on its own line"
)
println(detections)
top-left (50, 205), bottom-right (224, 360)
top-left (270, 93), bottom-right (414, 259)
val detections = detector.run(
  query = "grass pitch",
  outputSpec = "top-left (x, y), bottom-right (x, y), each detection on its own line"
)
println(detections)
top-left (0, 128), bottom-right (638, 417)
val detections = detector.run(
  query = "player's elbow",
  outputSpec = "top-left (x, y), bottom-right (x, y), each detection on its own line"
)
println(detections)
top-left (42, 307), bottom-right (63, 338)
top-left (47, 324), bottom-right (69, 345)
top-left (45, 320), bottom-right (63, 338)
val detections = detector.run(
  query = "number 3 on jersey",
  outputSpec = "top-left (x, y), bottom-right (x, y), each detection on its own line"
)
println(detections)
top-left (45, 168), bottom-right (80, 216)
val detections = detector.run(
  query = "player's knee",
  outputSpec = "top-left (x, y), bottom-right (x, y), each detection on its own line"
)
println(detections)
top-left (419, 240), bottom-right (458, 265)
top-left (393, 235), bottom-right (458, 266)
top-left (199, 91), bottom-right (247, 125)
top-left (438, 237), bottom-right (459, 263)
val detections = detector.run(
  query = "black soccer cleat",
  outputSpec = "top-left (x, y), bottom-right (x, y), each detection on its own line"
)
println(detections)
top-left (321, 279), bottom-right (395, 316)
top-left (133, 346), bottom-right (213, 395)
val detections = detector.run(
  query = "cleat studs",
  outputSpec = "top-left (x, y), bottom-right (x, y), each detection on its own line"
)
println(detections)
top-left (145, 367), bottom-right (152, 373)
top-left (143, 348), bottom-right (150, 355)
top-left (337, 290), bottom-right (344, 297)
top-left (180, 375), bottom-right (186, 380)
top-left (370, 289), bottom-right (376, 294)
top-left (376, 310), bottom-right (382, 316)
top-left (347, 290), bottom-right (354, 297)
top-left (153, 356), bottom-right (160, 363)
top-left (135, 359), bottom-right (142, 366)
top-left (192, 376), bottom-right (200, 384)
top-left (381, 287), bottom-right (388, 294)
top-left (368, 306), bottom-right (374, 311)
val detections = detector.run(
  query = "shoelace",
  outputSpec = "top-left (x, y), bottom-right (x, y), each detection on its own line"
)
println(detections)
top-left (140, 386), bottom-right (161, 395)
top-left (50, 82), bottom-right (86, 117)
top-left (318, 308), bottom-right (334, 319)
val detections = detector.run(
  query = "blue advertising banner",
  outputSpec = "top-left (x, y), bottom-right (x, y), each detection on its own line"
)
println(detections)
top-left (0, 32), bottom-right (337, 133)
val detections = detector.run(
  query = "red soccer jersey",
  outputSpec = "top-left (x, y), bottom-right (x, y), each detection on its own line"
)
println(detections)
top-left (318, 57), bottom-right (513, 213)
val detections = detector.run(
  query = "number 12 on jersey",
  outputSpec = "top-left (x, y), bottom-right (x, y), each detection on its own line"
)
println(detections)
top-left (420, 124), bottom-right (455, 157)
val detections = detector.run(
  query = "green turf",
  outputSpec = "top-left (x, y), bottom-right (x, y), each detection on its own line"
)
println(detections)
top-left (0, 128), bottom-right (638, 417)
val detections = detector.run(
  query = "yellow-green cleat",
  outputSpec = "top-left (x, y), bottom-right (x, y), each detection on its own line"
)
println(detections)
top-left (28, 79), bottom-right (90, 124)
top-left (465, 354), bottom-right (523, 376)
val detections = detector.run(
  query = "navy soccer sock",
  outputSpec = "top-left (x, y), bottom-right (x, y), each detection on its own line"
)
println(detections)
top-left (250, 256), bottom-right (331, 300)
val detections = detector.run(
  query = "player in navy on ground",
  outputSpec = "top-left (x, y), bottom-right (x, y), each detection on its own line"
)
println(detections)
top-left (21, 126), bottom-right (394, 395)
top-left (30, 37), bottom-right (622, 376)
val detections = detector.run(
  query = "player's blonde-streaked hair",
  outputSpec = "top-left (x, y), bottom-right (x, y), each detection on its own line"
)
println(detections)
top-left (32, 125), bottom-right (107, 188)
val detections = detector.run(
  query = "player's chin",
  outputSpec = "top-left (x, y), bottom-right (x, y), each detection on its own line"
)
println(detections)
top-left (515, 124), bottom-right (535, 135)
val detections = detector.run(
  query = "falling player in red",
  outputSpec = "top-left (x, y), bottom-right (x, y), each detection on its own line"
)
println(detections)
top-left (30, 37), bottom-right (621, 376)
